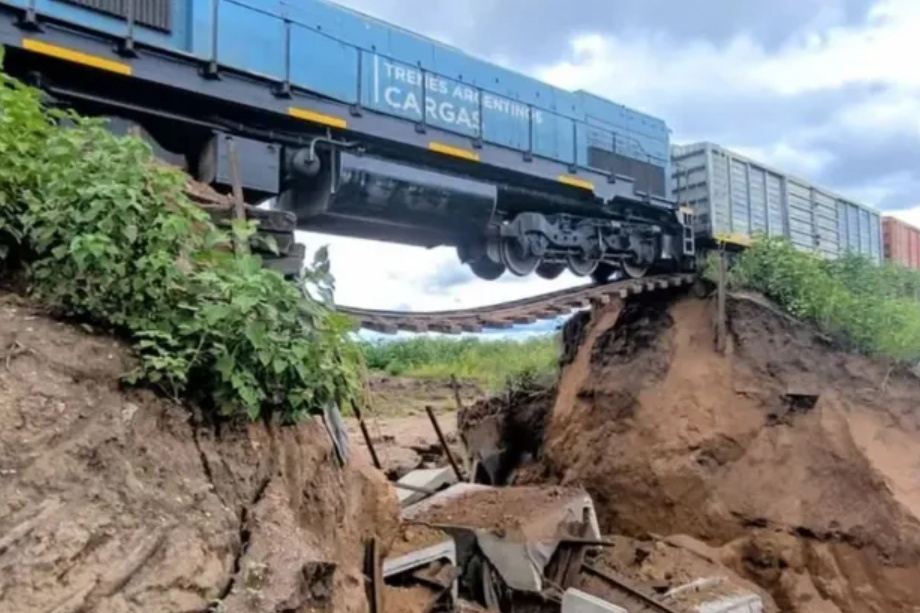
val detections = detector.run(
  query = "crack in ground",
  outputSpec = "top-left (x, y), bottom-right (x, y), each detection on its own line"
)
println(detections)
top-left (190, 420), bottom-right (230, 513)
top-left (212, 474), bottom-right (272, 607)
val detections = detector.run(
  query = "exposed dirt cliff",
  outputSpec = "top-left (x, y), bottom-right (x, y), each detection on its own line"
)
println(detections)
top-left (0, 293), bottom-right (399, 613)
top-left (485, 291), bottom-right (920, 613)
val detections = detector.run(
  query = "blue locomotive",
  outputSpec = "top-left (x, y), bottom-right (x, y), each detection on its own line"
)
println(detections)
top-left (0, 0), bottom-right (693, 283)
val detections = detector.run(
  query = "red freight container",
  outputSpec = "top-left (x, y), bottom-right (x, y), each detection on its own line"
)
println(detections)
top-left (883, 216), bottom-right (920, 271)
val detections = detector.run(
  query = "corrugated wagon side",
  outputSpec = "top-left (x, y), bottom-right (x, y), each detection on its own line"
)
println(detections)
top-left (671, 142), bottom-right (883, 263)
top-left (883, 216), bottom-right (920, 271)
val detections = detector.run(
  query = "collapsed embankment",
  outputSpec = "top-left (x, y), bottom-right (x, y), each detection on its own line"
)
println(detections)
top-left (0, 294), bottom-right (399, 613)
top-left (480, 290), bottom-right (920, 613)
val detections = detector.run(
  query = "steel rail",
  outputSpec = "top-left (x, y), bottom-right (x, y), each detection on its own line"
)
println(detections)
top-left (338, 273), bottom-right (697, 334)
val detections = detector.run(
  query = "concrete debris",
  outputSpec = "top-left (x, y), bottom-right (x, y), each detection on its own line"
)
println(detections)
top-left (396, 467), bottom-right (458, 506)
top-left (384, 535), bottom-right (458, 603)
top-left (561, 588), bottom-right (628, 613)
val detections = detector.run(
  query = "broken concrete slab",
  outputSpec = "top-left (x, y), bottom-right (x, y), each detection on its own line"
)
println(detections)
top-left (383, 536), bottom-right (458, 602)
top-left (397, 466), bottom-right (458, 506)
top-left (561, 588), bottom-right (628, 613)
top-left (403, 484), bottom-right (602, 593)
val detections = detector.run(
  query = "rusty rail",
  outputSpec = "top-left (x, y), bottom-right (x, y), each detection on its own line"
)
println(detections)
top-left (338, 273), bottom-right (697, 334)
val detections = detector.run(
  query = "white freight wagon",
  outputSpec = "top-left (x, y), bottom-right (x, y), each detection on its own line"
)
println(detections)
top-left (671, 142), bottom-right (883, 262)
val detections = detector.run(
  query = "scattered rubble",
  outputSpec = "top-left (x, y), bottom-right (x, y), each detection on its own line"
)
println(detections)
top-left (474, 292), bottom-right (920, 613)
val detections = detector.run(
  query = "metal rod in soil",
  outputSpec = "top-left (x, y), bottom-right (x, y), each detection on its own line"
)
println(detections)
top-left (352, 403), bottom-right (382, 471)
top-left (425, 405), bottom-right (464, 481)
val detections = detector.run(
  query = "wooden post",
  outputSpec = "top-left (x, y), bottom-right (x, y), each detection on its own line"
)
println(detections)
top-left (425, 405), bottom-right (464, 482)
top-left (449, 374), bottom-right (464, 412)
top-left (352, 403), bottom-right (382, 471)
top-left (716, 247), bottom-right (727, 354)
top-left (364, 537), bottom-right (383, 613)
top-left (226, 137), bottom-right (248, 256)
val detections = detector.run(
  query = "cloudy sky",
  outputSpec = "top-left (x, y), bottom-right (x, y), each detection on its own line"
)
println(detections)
top-left (299, 0), bottom-right (920, 313)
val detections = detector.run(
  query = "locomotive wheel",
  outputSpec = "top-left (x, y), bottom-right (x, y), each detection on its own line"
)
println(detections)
top-left (590, 262), bottom-right (622, 285)
top-left (535, 262), bottom-right (566, 280)
top-left (499, 237), bottom-right (540, 276)
top-left (567, 253), bottom-right (600, 277)
top-left (469, 256), bottom-right (506, 280)
top-left (622, 259), bottom-right (650, 279)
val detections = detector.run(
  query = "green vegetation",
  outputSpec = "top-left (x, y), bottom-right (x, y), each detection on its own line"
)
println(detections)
top-left (720, 236), bottom-right (920, 363)
top-left (0, 54), bottom-right (361, 422)
top-left (359, 335), bottom-right (558, 389)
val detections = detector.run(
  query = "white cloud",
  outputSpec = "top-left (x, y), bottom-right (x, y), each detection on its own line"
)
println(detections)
top-left (890, 206), bottom-right (920, 229)
top-left (537, 0), bottom-right (920, 99)
top-left (525, 0), bottom-right (920, 207)
top-left (297, 231), bottom-right (583, 311)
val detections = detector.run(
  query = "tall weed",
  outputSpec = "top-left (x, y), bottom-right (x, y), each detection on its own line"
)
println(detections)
top-left (0, 54), bottom-right (360, 421)
top-left (728, 236), bottom-right (920, 362)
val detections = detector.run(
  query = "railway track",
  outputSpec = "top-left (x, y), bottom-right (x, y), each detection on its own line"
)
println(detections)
top-left (337, 272), bottom-right (698, 334)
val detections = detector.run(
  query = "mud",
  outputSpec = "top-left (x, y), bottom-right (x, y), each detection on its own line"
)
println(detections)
top-left (412, 485), bottom-right (584, 540)
top-left (579, 534), bottom-right (776, 611)
top-left (383, 585), bottom-right (438, 613)
top-left (0, 293), bottom-right (399, 613)
top-left (512, 292), bottom-right (920, 613)
top-left (388, 524), bottom-right (453, 559)
top-left (458, 384), bottom-right (555, 485)
top-left (366, 374), bottom-right (483, 417)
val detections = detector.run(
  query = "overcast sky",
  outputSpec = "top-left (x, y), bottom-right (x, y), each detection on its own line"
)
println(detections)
top-left (299, 0), bottom-right (920, 314)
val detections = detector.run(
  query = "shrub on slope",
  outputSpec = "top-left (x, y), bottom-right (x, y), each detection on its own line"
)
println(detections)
top-left (0, 54), bottom-right (360, 421)
top-left (724, 236), bottom-right (920, 363)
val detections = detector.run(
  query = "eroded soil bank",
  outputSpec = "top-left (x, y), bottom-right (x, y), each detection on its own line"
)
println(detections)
top-left (481, 292), bottom-right (920, 613)
top-left (0, 294), bottom-right (399, 613)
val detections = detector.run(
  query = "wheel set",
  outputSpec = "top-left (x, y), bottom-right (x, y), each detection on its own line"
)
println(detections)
top-left (459, 235), bottom-right (651, 284)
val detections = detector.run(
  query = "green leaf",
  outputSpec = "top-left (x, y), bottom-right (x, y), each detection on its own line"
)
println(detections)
top-left (0, 60), bottom-right (363, 423)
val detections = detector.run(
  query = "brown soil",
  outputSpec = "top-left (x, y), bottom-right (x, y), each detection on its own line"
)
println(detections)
top-left (0, 293), bottom-right (399, 613)
top-left (459, 386), bottom-right (554, 457)
top-left (383, 585), bottom-right (438, 613)
top-left (388, 524), bottom-right (452, 559)
top-left (412, 485), bottom-right (585, 540)
top-left (457, 383), bottom-right (555, 485)
top-left (345, 411), bottom-right (464, 480)
top-left (514, 292), bottom-right (920, 613)
top-left (344, 374), bottom-right (481, 480)
top-left (456, 600), bottom-right (496, 612)
top-left (579, 534), bottom-right (776, 611)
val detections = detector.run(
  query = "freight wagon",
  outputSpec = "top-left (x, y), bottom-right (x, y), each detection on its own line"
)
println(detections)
top-left (0, 0), bottom-right (694, 284)
top-left (882, 216), bottom-right (920, 271)
top-left (671, 142), bottom-right (884, 263)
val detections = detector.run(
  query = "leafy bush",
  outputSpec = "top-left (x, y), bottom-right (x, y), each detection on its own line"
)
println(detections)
top-left (359, 335), bottom-right (558, 390)
top-left (0, 54), bottom-right (361, 421)
top-left (725, 236), bottom-right (920, 363)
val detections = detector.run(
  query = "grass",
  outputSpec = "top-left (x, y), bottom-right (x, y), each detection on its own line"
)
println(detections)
top-left (720, 236), bottom-right (920, 364)
top-left (358, 334), bottom-right (558, 390)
